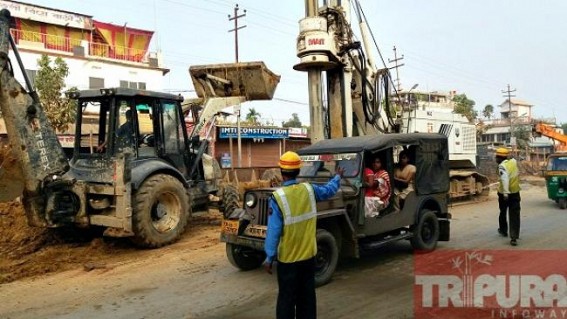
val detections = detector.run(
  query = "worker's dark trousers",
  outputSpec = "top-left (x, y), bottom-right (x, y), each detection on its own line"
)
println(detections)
top-left (276, 257), bottom-right (316, 319)
top-left (498, 192), bottom-right (521, 240)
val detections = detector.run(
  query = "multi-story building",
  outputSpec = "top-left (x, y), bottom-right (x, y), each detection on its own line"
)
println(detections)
top-left (1, 0), bottom-right (167, 92)
top-left (0, 0), bottom-right (167, 140)
top-left (479, 98), bottom-right (560, 143)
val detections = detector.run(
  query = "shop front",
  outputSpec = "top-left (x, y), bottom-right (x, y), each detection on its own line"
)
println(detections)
top-left (212, 126), bottom-right (310, 168)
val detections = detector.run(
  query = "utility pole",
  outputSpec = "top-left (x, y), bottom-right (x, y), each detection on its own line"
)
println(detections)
top-left (228, 4), bottom-right (246, 167)
top-left (501, 84), bottom-right (517, 147)
top-left (228, 4), bottom-right (246, 63)
top-left (388, 46), bottom-right (404, 92)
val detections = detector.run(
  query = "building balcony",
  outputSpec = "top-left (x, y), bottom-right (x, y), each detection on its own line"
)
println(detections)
top-left (485, 116), bottom-right (556, 127)
top-left (10, 29), bottom-right (160, 67)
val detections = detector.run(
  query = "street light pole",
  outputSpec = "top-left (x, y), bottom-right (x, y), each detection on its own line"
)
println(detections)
top-left (234, 105), bottom-right (242, 168)
top-left (501, 84), bottom-right (517, 146)
top-left (406, 83), bottom-right (419, 133)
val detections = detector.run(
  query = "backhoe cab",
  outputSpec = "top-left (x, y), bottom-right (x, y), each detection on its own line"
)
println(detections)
top-left (55, 87), bottom-right (222, 247)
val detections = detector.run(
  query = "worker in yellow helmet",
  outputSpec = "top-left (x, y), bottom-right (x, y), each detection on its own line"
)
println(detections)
top-left (495, 147), bottom-right (521, 246)
top-left (264, 151), bottom-right (344, 319)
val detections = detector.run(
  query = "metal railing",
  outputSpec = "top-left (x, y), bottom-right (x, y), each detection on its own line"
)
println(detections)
top-left (485, 116), bottom-right (558, 127)
top-left (10, 29), bottom-right (148, 63)
top-left (90, 42), bottom-right (147, 63)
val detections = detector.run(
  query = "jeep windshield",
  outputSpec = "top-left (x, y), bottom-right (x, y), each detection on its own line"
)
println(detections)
top-left (299, 153), bottom-right (360, 178)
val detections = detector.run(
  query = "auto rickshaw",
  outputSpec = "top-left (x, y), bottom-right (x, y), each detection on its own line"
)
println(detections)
top-left (543, 153), bottom-right (567, 209)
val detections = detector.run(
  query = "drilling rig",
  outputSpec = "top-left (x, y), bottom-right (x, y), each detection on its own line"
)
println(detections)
top-left (295, 0), bottom-right (488, 200)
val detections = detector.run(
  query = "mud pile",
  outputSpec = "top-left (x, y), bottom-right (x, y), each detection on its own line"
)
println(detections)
top-left (0, 201), bottom-right (224, 284)
top-left (0, 201), bottom-right (138, 284)
top-left (0, 142), bottom-right (24, 202)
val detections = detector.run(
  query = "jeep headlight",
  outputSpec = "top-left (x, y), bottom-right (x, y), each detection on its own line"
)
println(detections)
top-left (245, 193), bottom-right (257, 208)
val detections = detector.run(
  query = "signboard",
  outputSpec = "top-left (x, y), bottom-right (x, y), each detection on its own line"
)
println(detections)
top-left (218, 127), bottom-right (289, 139)
top-left (288, 127), bottom-right (308, 138)
top-left (0, 1), bottom-right (93, 29)
top-left (57, 135), bottom-right (75, 148)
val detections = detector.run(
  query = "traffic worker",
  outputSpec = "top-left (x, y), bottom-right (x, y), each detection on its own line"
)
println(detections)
top-left (495, 148), bottom-right (521, 246)
top-left (264, 151), bottom-right (344, 319)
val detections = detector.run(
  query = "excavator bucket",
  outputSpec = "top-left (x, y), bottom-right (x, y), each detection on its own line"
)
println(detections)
top-left (189, 61), bottom-right (280, 101)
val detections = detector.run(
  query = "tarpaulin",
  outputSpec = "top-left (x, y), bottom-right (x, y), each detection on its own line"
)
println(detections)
top-left (93, 20), bottom-right (153, 61)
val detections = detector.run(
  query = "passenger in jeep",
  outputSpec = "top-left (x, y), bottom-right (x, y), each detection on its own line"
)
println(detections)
top-left (394, 150), bottom-right (416, 208)
top-left (364, 157), bottom-right (391, 217)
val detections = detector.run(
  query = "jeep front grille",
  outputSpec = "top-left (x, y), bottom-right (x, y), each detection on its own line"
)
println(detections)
top-left (257, 197), bottom-right (270, 226)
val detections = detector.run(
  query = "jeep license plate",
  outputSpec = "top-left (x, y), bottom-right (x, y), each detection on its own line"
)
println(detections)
top-left (243, 225), bottom-right (267, 238)
top-left (221, 220), bottom-right (239, 235)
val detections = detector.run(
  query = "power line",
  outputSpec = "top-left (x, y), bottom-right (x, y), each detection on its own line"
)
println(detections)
top-left (212, 0), bottom-right (297, 27)
top-left (273, 97), bottom-right (308, 106)
top-left (160, 0), bottom-right (226, 15)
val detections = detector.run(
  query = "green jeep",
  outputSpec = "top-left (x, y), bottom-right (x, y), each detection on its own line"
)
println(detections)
top-left (220, 133), bottom-right (451, 286)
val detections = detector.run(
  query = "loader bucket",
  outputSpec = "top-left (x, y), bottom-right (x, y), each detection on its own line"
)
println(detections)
top-left (189, 61), bottom-right (280, 101)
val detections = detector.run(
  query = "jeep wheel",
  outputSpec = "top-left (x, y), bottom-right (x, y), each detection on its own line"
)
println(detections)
top-left (559, 198), bottom-right (567, 210)
top-left (221, 184), bottom-right (240, 218)
top-left (226, 243), bottom-right (264, 270)
top-left (315, 229), bottom-right (339, 287)
top-left (410, 210), bottom-right (440, 252)
top-left (132, 174), bottom-right (189, 248)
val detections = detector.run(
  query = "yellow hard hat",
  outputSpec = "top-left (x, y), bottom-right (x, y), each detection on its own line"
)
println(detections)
top-left (495, 148), bottom-right (510, 157)
top-left (279, 151), bottom-right (302, 170)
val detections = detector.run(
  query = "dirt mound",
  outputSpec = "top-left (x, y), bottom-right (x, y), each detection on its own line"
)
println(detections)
top-left (0, 201), bottom-right (224, 284)
top-left (0, 201), bottom-right (136, 283)
top-left (0, 142), bottom-right (24, 202)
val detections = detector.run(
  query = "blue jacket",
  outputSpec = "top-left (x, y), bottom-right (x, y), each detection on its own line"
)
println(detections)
top-left (264, 174), bottom-right (341, 263)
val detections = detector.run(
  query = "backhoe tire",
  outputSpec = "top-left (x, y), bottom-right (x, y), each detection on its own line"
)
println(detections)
top-left (410, 210), bottom-right (440, 252)
top-left (226, 243), bottom-right (264, 271)
top-left (315, 229), bottom-right (339, 287)
top-left (220, 184), bottom-right (240, 218)
top-left (559, 198), bottom-right (567, 210)
top-left (132, 174), bottom-right (190, 248)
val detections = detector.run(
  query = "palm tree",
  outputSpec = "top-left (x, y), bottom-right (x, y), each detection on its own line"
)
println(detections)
top-left (482, 104), bottom-right (494, 120)
top-left (245, 107), bottom-right (261, 124)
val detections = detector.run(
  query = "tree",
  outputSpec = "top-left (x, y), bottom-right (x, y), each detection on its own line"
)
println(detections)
top-left (475, 120), bottom-right (492, 141)
top-left (512, 124), bottom-right (532, 149)
top-left (35, 55), bottom-right (77, 132)
top-left (245, 107), bottom-right (261, 124)
top-left (452, 94), bottom-right (477, 123)
top-left (282, 113), bottom-right (302, 128)
top-left (482, 104), bottom-right (494, 119)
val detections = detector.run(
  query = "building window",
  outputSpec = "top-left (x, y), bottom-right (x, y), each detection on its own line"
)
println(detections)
top-left (89, 77), bottom-right (105, 89)
top-left (119, 81), bottom-right (146, 90)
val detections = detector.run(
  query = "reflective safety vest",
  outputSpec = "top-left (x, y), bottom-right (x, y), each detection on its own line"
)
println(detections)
top-left (498, 158), bottom-right (521, 194)
top-left (273, 183), bottom-right (318, 263)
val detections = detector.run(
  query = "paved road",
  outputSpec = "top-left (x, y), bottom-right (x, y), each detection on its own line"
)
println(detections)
top-left (1, 184), bottom-right (565, 319)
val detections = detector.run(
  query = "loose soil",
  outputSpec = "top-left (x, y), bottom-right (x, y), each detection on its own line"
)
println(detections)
top-left (0, 143), bottom-right (24, 202)
top-left (0, 201), bottom-right (222, 284)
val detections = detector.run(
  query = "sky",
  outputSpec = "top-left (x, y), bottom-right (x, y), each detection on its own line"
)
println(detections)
top-left (20, 0), bottom-right (567, 125)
